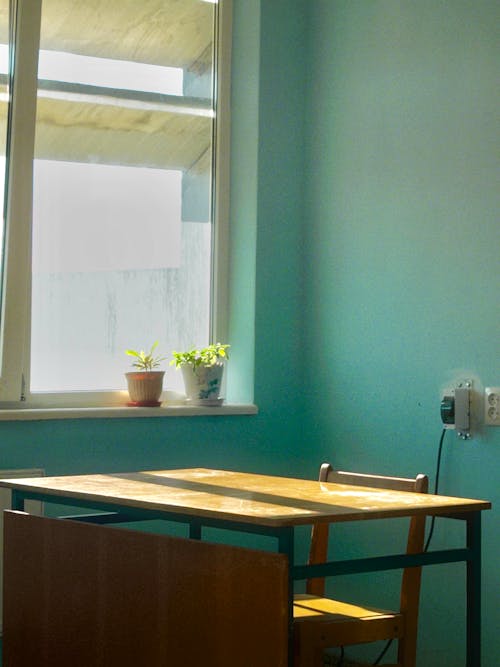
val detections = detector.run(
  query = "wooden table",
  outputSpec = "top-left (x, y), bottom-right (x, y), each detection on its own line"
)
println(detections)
top-left (1, 468), bottom-right (491, 666)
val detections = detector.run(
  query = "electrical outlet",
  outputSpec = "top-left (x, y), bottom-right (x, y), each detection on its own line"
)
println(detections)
top-left (440, 379), bottom-right (472, 438)
top-left (484, 387), bottom-right (500, 426)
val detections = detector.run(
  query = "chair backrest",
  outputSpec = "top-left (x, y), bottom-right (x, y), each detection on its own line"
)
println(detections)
top-left (306, 462), bottom-right (429, 598)
top-left (304, 463), bottom-right (429, 667)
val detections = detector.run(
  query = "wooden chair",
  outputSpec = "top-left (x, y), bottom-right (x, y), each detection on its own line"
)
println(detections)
top-left (294, 463), bottom-right (429, 667)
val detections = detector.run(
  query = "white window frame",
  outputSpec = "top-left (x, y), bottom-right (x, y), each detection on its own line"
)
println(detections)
top-left (0, 0), bottom-right (232, 410)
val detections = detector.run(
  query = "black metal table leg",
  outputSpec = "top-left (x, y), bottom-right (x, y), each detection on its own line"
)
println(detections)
top-left (466, 511), bottom-right (482, 667)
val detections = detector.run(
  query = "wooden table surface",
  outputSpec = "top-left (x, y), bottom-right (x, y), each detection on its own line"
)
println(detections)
top-left (0, 468), bottom-right (491, 527)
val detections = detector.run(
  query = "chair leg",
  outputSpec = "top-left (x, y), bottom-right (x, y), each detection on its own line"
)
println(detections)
top-left (397, 633), bottom-right (417, 667)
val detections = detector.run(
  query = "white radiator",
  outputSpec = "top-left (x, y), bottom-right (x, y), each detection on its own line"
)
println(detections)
top-left (0, 468), bottom-right (45, 636)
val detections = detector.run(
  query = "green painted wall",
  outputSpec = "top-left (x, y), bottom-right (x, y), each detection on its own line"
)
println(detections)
top-left (303, 1), bottom-right (499, 665)
top-left (1, 2), bottom-right (498, 665)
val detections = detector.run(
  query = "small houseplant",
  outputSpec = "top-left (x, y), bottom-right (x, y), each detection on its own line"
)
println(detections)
top-left (171, 343), bottom-right (229, 405)
top-left (125, 342), bottom-right (166, 407)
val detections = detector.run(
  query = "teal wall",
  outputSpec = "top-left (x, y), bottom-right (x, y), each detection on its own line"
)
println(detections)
top-left (1, 1), bottom-right (498, 665)
top-left (302, 1), bottom-right (499, 665)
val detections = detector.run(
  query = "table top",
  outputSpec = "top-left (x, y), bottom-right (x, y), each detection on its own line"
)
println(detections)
top-left (0, 468), bottom-right (491, 527)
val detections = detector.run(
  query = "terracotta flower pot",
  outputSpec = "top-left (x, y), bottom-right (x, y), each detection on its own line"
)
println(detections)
top-left (125, 371), bottom-right (165, 407)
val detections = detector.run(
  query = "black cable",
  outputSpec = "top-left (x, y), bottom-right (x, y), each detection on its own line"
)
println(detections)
top-left (372, 638), bottom-right (392, 665)
top-left (372, 427), bottom-right (448, 665)
top-left (424, 427), bottom-right (447, 552)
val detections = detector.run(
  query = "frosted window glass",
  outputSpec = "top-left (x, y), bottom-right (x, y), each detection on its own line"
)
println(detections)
top-left (32, 161), bottom-right (181, 273)
top-left (30, 223), bottom-right (211, 392)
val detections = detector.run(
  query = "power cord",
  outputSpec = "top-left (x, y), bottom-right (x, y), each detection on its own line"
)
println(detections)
top-left (424, 426), bottom-right (447, 552)
top-left (371, 427), bottom-right (448, 665)
top-left (372, 638), bottom-right (392, 665)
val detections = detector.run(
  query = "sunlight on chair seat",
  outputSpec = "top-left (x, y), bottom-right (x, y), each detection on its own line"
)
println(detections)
top-left (294, 593), bottom-right (398, 623)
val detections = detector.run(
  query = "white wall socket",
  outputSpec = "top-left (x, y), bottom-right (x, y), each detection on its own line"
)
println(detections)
top-left (484, 387), bottom-right (500, 426)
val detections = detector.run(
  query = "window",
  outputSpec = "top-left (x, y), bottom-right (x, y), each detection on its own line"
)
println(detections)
top-left (0, 0), bottom-right (231, 407)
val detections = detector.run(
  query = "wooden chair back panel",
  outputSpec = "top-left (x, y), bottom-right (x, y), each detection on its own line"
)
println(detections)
top-left (306, 464), bottom-right (428, 599)
top-left (3, 511), bottom-right (288, 667)
top-left (321, 462), bottom-right (428, 493)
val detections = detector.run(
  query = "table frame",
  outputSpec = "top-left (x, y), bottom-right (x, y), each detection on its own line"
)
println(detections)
top-left (8, 485), bottom-right (484, 667)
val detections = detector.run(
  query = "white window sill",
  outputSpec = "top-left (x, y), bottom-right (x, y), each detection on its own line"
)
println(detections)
top-left (0, 403), bottom-right (258, 421)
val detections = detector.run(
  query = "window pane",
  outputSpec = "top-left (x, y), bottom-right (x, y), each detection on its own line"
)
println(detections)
top-left (30, 0), bottom-right (216, 393)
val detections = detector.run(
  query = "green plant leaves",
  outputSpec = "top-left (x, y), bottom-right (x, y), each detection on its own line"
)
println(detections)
top-left (125, 341), bottom-right (166, 371)
top-left (170, 343), bottom-right (230, 368)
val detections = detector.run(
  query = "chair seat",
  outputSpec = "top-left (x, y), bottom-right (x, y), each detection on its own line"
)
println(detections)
top-left (294, 593), bottom-right (404, 646)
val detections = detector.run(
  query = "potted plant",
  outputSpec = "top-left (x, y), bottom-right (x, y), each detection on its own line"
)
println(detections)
top-left (171, 343), bottom-right (230, 406)
top-left (125, 342), bottom-right (166, 407)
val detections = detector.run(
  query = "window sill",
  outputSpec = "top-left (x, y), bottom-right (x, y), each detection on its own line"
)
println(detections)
top-left (0, 403), bottom-right (258, 421)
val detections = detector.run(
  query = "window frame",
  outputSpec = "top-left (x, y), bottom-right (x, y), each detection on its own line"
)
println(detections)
top-left (0, 0), bottom-right (233, 409)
